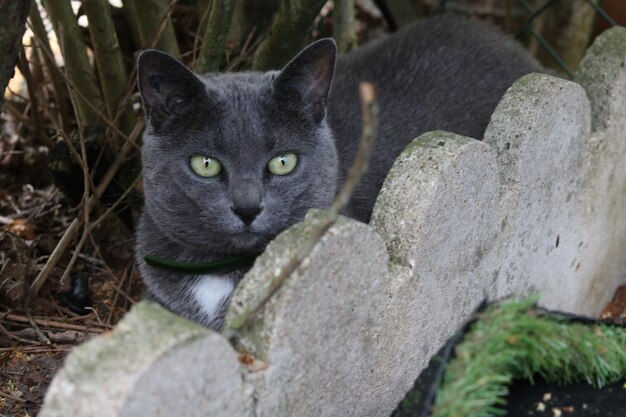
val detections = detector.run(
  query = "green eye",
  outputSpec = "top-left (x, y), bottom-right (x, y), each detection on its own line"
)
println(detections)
top-left (190, 155), bottom-right (222, 177)
top-left (268, 153), bottom-right (298, 175)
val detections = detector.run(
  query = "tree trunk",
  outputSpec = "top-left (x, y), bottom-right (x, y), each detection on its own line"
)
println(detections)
top-left (226, 0), bottom-right (280, 53)
top-left (334, 0), bottom-right (358, 54)
top-left (0, 0), bottom-right (31, 109)
top-left (252, 0), bottom-right (328, 70)
top-left (374, 0), bottom-right (421, 29)
top-left (43, 0), bottom-right (104, 127)
top-left (29, 1), bottom-right (72, 133)
top-left (127, 0), bottom-right (180, 56)
top-left (83, 0), bottom-right (136, 136)
top-left (196, 0), bottom-right (236, 72)
top-left (533, 0), bottom-right (597, 74)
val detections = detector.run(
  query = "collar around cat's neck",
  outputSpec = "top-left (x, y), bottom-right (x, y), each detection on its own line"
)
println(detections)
top-left (143, 253), bottom-right (259, 275)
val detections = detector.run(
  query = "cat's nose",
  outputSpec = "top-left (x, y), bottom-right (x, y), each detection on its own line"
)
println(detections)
top-left (232, 205), bottom-right (262, 225)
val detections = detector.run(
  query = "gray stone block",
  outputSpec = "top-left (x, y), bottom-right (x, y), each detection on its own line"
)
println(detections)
top-left (40, 303), bottom-right (248, 417)
top-left (227, 213), bottom-right (393, 417)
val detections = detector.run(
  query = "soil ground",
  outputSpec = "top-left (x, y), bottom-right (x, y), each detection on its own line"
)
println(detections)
top-left (505, 377), bottom-right (626, 417)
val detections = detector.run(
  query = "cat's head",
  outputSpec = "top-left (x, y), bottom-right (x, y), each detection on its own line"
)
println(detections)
top-left (137, 40), bottom-right (338, 255)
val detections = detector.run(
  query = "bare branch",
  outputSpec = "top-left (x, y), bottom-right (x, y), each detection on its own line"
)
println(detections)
top-left (128, 0), bottom-right (180, 56)
top-left (226, 82), bottom-right (378, 333)
top-left (28, 119), bottom-right (145, 298)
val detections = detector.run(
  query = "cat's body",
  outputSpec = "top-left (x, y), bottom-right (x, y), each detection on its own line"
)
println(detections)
top-left (136, 15), bottom-right (542, 329)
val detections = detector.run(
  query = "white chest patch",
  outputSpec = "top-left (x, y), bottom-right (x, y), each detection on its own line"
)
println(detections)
top-left (192, 275), bottom-right (235, 323)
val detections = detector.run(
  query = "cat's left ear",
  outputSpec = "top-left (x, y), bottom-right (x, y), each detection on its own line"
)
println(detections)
top-left (137, 49), bottom-right (206, 118)
top-left (273, 39), bottom-right (336, 123)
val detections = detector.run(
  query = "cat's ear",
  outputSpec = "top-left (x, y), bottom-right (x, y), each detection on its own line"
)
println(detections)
top-left (273, 38), bottom-right (336, 123)
top-left (137, 50), bottom-right (205, 118)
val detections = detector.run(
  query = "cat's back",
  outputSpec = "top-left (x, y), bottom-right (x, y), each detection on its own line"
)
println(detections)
top-left (329, 14), bottom-right (543, 221)
top-left (335, 14), bottom-right (541, 87)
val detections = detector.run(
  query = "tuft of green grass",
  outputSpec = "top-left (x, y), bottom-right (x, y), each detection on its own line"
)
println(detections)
top-left (431, 298), bottom-right (626, 417)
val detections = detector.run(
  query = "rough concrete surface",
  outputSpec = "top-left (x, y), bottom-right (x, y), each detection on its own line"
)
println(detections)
top-left (39, 303), bottom-right (247, 417)
top-left (40, 27), bottom-right (626, 417)
top-left (228, 213), bottom-right (391, 417)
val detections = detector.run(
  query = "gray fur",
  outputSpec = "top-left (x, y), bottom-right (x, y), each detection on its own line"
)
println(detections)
top-left (136, 15), bottom-right (542, 329)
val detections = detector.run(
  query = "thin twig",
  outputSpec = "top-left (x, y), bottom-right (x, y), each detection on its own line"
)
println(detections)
top-left (226, 82), bottom-right (378, 333)
top-left (109, 0), bottom-right (175, 145)
top-left (192, 0), bottom-right (213, 67)
top-left (54, 64), bottom-right (94, 287)
top-left (57, 227), bottom-right (90, 286)
top-left (106, 268), bottom-right (128, 325)
top-left (0, 390), bottom-right (26, 403)
top-left (55, 131), bottom-right (97, 196)
top-left (226, 28), bottom-right (263, 72)
top-left (0, 323), bottom-right (39, 345)
top-left (26, 311), bottom-right (51, 345)
top-left (28, 119), bottom-right (144, 298)
top-left (147, 0), bottom-right (179, 50)
top-left (90, 175), bottom-right (140, 230)
top-left (2, 313), bottom-right (110, 332)
top-left (26, 21), bottom-right (140, 151)
top-left (0, 345), bottom-right (74, 353)
top-left (29, 217), bottom-right (81, 297)
top-left (69, 250), bottom-right (106, 267)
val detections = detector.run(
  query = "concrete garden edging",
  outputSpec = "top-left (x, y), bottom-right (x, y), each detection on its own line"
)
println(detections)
top-left (40, 27), bottom-right (626, 417)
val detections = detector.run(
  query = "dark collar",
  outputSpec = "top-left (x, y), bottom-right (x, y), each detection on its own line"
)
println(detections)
top-left (143, 253), bottom-right (259, 275)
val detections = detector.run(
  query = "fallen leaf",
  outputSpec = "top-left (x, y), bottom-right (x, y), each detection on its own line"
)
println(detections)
top-left (238, 352), bottom-right (255, 365)
top-left (6, 219), bottom-right (35, 240)
top-left (602, 285), bottom-right (626, 319)
top-left (238, 352), bottom-right (268, 372)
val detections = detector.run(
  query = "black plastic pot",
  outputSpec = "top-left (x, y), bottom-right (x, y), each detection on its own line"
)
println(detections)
top-left (391, 302), bottom-right (626, 417)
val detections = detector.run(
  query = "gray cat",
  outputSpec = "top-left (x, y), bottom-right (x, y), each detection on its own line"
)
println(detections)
top-left (136, 15), bottom-right (542, 330)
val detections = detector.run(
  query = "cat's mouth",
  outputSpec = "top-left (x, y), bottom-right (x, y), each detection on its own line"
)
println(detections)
top-left (226, 228), bottom-right (277, 252)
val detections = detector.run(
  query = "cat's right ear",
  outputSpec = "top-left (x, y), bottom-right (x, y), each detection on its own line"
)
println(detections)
top-left (273, 39), bottom-right (336, 123)
top-left (137, 50), bottom-right (205, 119)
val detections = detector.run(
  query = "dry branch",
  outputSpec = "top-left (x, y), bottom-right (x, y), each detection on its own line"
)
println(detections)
top-left (226, 0), bottom-right (280, 53)
top-left (2, 313), bottom-right (110, 332)
top-left (28, 120), bottom-right (144, 298)
top-left (28, 1), bottom-right (72, 132)
top-left (226, 82), bottom-right (378, 333)
top-left (129, 0), bottom-right (180, 56)
top-left (27, 20), bottom-right (139, 149)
